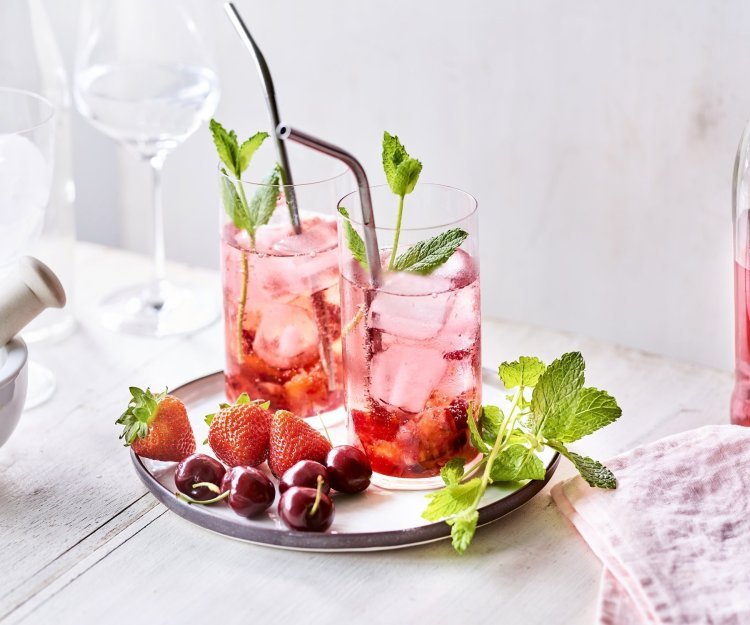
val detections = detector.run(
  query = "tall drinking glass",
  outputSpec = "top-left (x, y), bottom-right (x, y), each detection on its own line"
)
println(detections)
top-left (338, 184), bottom-right (481, 489)
top-left (0, 88), bottom-right (57, 407)
top-left (74, 0), bottom-right (220, 336)
top-left (220, 149), bottom-right (351, 422)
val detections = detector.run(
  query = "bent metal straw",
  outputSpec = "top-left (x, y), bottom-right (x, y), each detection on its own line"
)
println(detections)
top-left (276, 124), bottom-right (382, 288)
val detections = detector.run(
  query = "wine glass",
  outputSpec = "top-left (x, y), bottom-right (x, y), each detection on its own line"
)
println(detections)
top-left (74, 0), bottom-right (220, 336)
top-left (0, 87), bottom-right (58, 408)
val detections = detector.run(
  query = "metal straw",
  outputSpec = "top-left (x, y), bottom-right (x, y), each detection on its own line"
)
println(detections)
top-left (224, 2), bottom-right (301, 234)
top-left (277, 124), bottom-right (382, 288)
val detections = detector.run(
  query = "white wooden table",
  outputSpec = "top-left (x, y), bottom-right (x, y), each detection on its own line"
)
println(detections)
top-left (0, 243), bottom-right (732, 624)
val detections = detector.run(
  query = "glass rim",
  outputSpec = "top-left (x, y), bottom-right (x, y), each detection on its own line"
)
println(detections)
top-left (0, 87), bottom-right (56, 135)
top-left (337, 183), bottom-right (478, 232)
top-left (217, 162), bottom-right (351, 188)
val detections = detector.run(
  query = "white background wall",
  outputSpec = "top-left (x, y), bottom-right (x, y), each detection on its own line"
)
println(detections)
top-left (46, 0), bottom-right (746, 371)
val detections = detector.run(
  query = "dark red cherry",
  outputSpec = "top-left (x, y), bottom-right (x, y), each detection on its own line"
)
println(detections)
top-left (221, 466), bottom-right (275, 518)
top-left (278, 483), bottom-right (334, 532)
top-left (280, 460), bottom-right (330, 494)
top-left (175, 454), bottom-right (226, 501)
top-left (326, 445), bottom-right (372, 494)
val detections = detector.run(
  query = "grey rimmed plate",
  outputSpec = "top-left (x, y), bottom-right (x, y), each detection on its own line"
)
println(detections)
top-left (131, 369), bottom-right (559, 552)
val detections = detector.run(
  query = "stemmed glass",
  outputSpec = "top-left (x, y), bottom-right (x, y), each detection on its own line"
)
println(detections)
top-left (74, 0), bottom-right (220, 336)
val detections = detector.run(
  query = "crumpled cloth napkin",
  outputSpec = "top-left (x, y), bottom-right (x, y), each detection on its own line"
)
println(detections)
top-left (550, 425), bottom-right (750, 624)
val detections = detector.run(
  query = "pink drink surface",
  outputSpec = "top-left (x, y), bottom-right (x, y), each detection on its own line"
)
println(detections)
top-left (342, 249), bottom-right (481, 478)
top-left (733, 259), bottom-right (750, 425)
top-left (221, 215), bottom-right (343, 417)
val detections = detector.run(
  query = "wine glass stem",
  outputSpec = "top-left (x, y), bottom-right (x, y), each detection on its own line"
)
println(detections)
top-left (149, 155), bottom-right (166, 304)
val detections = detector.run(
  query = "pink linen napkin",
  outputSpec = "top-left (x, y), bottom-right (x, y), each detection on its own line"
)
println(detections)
top-left (551, 425), bottom-right (750, 624)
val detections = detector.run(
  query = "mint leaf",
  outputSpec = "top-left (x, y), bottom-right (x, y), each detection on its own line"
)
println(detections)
top-left (489, 445), bottom-right (546, 482)
top-left (441, 457), bottom-right (465, 486)
top-left (220, 169), bottom-right (250, 231)
top-left (209, 119), bottom-right (240, 177)
top-left (382, 132), bottom-right (422, 196)
top-left (338, 206), bottom-right (368, 269)
top-left (249, 169), bottom-right (280, 228)
top-left (391, 158), bottom-right (422, 196)
top-left (422, 477), bottom-right (482, 522)
top-left (499, 356), bottom-right (546, 389)
top-left (467, 403), bottom-right (490, 454)
top-left (382, 131), bottom-right (422, 196)
top-left (238, 132), bottom-right (269, 174)
top-left (545, 387), bottom-right (621, 442)
top-left (548, 441), bottom-right (616, 489)
top-left (530, 352), bottom-right (585, 435)
top-left (479, 405), bottom-right (503, 446)
top-left (392, 228), bottom-right (468, 274)
top-left (447, 509), bottom-right (478, 554)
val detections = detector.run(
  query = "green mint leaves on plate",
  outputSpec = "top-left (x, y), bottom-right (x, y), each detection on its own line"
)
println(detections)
top-left (210, 119), bottom-right (280, 247)
top-left (423, 351), bottom-right (621, 554)
top-left (339, 131), bottom-right (467, 276)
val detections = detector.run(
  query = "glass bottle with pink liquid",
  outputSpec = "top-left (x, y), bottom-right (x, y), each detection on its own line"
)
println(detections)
top-left (732, 126), bottom-right (750, 425)
top-left (338, 184), bottom-right (481, 488)
top-left (219, 150), bottom-right (351, 421)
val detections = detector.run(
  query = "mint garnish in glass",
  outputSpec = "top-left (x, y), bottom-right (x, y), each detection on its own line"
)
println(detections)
top-left (210, 118), bottom-right (281, 358)
top-left (339, 130), bottom-right (467, 275)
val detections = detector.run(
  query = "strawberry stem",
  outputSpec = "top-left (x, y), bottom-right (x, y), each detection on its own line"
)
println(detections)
top-left (176, 490), bottom-right (229, 505)
top-left (309, 475), bottom-right (324, 516)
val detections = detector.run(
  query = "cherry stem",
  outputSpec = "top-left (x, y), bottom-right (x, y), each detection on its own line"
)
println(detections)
top-left (309, 475), bottom-right (324, 516)
top-left (192, 482), bottom-right (221, 494)
top-left (176, 490), bottom-right (230, 505)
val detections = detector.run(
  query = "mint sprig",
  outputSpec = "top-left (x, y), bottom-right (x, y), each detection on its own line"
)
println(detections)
top-left (338, 131), bottom-right (469, 277)
top-left (422, 352), bottom-right (621, 554)
top-left (382, 132), bottom-right (422, 270)
top-left (210, 119), bottom-right (280, 246)
top-left (210, 119), bottom-right (281, 360)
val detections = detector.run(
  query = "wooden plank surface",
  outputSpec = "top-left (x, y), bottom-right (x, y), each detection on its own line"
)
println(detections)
top-left (0, 243), bottom-right (733, 624)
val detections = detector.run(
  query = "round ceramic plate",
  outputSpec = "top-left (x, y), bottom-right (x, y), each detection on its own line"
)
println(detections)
top-left (131, 369), bottom-right (560, 551)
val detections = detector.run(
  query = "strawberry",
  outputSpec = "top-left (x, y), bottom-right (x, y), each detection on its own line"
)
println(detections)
top-left (206, 394), bottom-right (271, 467)
top-left (117, 387), bottom-right (196, 462)
top-left (268, 410), bottom-right (332, 478)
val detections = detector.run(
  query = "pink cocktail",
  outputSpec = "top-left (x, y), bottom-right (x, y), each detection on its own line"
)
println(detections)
top-left (338, 184), bottom-right (481, 487)
top-left (219, 165), bottom-right (351, 419)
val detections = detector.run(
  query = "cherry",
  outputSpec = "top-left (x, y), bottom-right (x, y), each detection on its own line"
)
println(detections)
top-left (221, 466), bottom-right (275, 518)
top-left (278, 477), bottom-right (334, 532)
top-left (326, 445), bottom-right (372, 494)
top-left (279, 460), bottom-right (330, 494)
top-left (174, 454), bottom-right (226, 501)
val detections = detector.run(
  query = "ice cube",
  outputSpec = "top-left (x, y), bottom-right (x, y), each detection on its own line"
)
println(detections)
top-left (0, 134), bottom-right (51, 265)
top-left (246, 255), bottom-right (296, 304)
top-left (368, 271), bottom-right (453, 341)
top-left (273, 218), bottom-right (339, 296)
top-left (370, 343), bottom-right (448, 413)
top-left (254, 223), bottom-right (291, 254)
top-left (431, 248), bottom-right (477, 290)
top-left (252, 303), bottom-right (320, 369)
top-left (438, 283), bottom-right (479, 352)
top-left (271, 216), bottom-right (337, 255)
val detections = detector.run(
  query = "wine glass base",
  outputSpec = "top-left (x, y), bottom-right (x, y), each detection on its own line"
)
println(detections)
top-left (99, 281), bottom-right (219, 337)
top-left (25, 361), bottom-right (56, 410)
